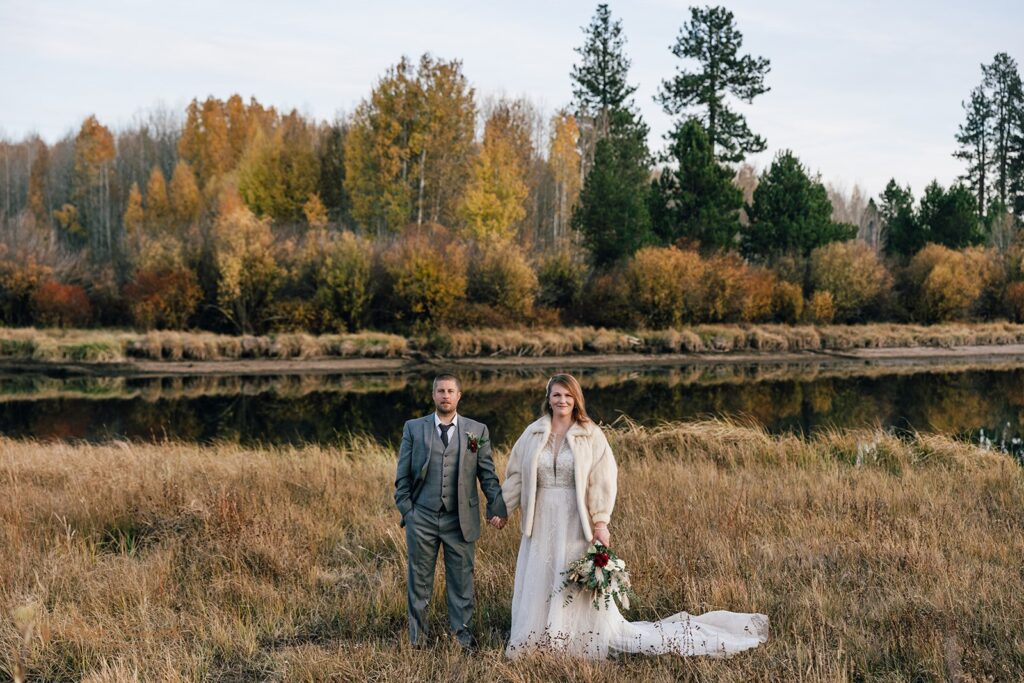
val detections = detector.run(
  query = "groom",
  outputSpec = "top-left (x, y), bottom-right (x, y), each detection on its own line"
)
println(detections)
top-left (394, 373), bottom-right (507, 648)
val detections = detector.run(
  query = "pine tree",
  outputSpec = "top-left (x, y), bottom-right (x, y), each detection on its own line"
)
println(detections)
top-left (879, 179), bottom-right (924, 257)
top-left (657, 6), bottom-right (771, 163)
top-left (28, 140), bottom-right (50, 230)
top-left (651, 118), bottom-right (742, 250)
top-left (571, 4), bottom-right (639, 138)
top-left (918, 181), bottom-right (983, 249)
top-left (983, 53), bottom-right (1024, 210)
top-left (572, 117), bottom-right (652, 268)
top-left (741, 151), bottom-right (854, 260)
top-left (954, 86), bottom-right (993, 216)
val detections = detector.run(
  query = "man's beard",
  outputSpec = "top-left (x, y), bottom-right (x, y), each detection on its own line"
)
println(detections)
top-left (435, 403), bottom-right (456, 416)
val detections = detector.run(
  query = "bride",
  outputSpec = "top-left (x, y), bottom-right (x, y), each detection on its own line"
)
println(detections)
top-left (493, 373), bottom-right (768, 659)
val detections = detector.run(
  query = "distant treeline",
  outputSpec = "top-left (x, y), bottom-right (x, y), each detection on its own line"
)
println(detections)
top-left (0, 5), bottom-right (1022, 334)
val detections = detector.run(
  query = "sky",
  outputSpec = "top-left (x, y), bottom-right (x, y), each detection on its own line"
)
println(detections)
top-left (2, 0), bottom-right (1022, 199)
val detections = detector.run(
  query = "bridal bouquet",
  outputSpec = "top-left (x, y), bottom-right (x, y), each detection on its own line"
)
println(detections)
top-left (557, 542), bottom-right (638, 610)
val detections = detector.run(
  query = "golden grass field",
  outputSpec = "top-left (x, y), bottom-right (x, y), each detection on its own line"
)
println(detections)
top-left (2, 421), bottom-right (1023, 681)
top-left (4, 322), bottom-right (1024, 364)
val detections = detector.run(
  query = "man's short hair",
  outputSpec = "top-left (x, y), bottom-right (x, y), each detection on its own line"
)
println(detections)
top-left (432, 373), bottom-right (462, 392)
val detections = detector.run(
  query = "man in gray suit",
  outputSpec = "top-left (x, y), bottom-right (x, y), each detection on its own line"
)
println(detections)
top-left (394, 373), bottom-right (507, 648)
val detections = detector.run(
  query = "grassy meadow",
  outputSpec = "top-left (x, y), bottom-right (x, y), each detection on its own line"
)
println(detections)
top-left (2, 421), bottom-right (1023, 681)
top-left (3, 322), bottom-right (1024, 365)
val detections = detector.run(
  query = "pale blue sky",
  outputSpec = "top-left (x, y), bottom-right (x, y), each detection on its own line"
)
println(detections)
top-left (2, 0), bottom-right (1021, 199)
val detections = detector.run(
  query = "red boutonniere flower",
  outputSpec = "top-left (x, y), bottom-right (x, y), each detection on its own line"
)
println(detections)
top-left (466, 432), bottom-right (489, 453)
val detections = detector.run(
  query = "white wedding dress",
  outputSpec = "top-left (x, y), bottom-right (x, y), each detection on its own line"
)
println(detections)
top-left (506, 435), bottom-right (768, 659)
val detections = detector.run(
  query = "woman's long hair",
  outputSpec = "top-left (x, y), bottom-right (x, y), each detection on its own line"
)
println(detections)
top-left (542, 373), bottom-right (590, 424)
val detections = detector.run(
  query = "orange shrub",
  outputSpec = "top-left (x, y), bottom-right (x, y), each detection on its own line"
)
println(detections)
top-left (466, 240), bottom-right (538, 319)
top-left (123, 268), bottom-right (202, 330)
top-left (577, 271), bottom-right (634, 328)
top-left (30, 282), bottom-right (92, 327)
top-left (627, 246), bottom-right (705, 327)
top-left (809, 240), bottom-right (892, 322)
top-left (0, 259), bottom-right (51, 326)
top-left (379, 224), bottom-right (467, 329)
top-left (806, 290), bottom-right (835, 324)
top-left (772, 280), bottom-right (805, 324)
top-left (905, 244), bottom-right (982, 322)
top-left (698, 253), bottom-right (775, 323)
top-left (1004, 282), bottom-right (1024, 322)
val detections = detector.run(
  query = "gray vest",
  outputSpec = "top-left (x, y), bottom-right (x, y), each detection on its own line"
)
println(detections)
top-left (417, 424), bottom-right (460, 512)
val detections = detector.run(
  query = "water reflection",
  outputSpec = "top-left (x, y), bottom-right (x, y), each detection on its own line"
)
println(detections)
top-left (0, 363), bottom-right (1021, 462)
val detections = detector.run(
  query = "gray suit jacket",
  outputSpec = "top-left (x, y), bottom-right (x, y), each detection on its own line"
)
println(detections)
top-left (394, 414), bottom-right (507, 543)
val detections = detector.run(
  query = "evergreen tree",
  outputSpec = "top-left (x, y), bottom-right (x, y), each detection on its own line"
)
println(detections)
top-left (651, 119), bottom-right (742, 249)
top-left (571, 3), bottom-right (639, 138)
top-left (918, 181), bottom-right (984, 249)
top-left (982, 53), bottom-right (1024, 210)
top-left (879, 179), bottom-right (924, 257)
top-left (740, 151), bottom-right (854, 260)
top-left (317, 121), bottom-right (350, 224)
top-left (657, 5), bottom-right (771, 163)
top-left (572, 114), bottom-right (652, 268)
top-left (954, 86), bottom-right (992, 216)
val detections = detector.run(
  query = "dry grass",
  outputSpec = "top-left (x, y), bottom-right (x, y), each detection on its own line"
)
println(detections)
top-left (4, 323), bottom-right (1024, 366)
top-left (2, 422), bottom-right (1022, 681)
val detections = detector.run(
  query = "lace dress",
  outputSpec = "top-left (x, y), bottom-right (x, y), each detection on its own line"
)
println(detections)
top-left (506, 434), bottom-right (768, 660)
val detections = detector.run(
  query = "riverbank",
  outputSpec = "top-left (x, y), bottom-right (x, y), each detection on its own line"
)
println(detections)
top-left (4, 323), bottom-right (1024, 377)
top-left (2, 422), bottom-right (1022, 681)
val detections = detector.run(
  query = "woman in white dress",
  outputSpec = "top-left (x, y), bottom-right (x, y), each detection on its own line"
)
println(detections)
top-left (495, 373), bottom-right (768, 659)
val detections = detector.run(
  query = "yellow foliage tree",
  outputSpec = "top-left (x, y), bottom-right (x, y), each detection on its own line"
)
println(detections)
top-left (459, 109), bottom-right (529, 242)
top-left (627, 246), bottom-right (706, 327)
top-left (211, 205), bottom-right (283, 333)
top-left (303, 193), bottom-right (329, 230)
top-left (144, 166), bottom-right (170, 233)
top-left (809, 240), bottom-right (892, 322)
top-left (548, 111), bottom-right (582, 243)
top-left (169, 161), bottom-right (202, 231)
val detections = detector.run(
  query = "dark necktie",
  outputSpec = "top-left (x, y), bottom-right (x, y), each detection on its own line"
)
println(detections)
top-left (439, 422), bottom-right (453, 448)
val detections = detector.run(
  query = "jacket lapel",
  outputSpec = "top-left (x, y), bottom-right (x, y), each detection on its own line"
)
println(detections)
top-left (416, 415), bottom-right (433, 483)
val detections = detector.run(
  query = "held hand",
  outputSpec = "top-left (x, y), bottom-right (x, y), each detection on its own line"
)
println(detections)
top-left (593, 524), bottom-right (610, 547)
top-left (488, 516), bottom-right (506, 530)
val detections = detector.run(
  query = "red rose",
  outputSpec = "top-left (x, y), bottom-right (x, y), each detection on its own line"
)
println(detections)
top-left (468, 438), bottom-right (478, 453)
top-left (594, 552), bottom-right (610, 568)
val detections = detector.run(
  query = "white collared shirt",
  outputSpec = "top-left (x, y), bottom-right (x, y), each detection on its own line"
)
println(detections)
top-left (434, 412), bottom-right (459, 441)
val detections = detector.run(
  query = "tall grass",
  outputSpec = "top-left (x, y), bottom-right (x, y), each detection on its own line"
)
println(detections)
top-left (3, 323), bottom-right (1024, 365)
top-left (2, 422), bottom-right (1022, 680)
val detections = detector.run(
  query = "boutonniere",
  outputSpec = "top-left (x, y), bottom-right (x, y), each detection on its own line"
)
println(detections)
top-left (466, 432), bottom-right (489, 453)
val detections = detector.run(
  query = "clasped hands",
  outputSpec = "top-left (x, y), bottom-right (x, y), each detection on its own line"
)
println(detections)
top-left (487, 516), bottom-right (507, 530)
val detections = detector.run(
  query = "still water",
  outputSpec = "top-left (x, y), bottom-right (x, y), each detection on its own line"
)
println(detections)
top-left (1, 361), bottom-right (1022, 460)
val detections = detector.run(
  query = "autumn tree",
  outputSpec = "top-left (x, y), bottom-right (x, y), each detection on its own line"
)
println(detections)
top-left (657, 6), bottom-right (771, 163)
top-left (459, 102), bottom-right (530, 241)
top-left (27, 140), bottom-right (50, 230)
top-left (71, 115), bottom-right (117, 255)
top-left (345, 55), bottom-right (475, 234)
top-left (123, 182), bottom-right (144, 243)
top-left (169, 161), bottom-right (202, 230)
top-left (317, 120), bottom-right (350, 223)
top-left (548, 112), bottom-right (582, 244)
top-left (144, 166), bottom-right (170, 233)
top-left (237, 110), bottom-right (320, 225)
top-left (210, 204), bottom-right (283, 333)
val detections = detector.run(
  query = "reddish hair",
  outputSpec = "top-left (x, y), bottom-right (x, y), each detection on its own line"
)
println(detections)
top-left (542, 373), bottom-right (590, 424)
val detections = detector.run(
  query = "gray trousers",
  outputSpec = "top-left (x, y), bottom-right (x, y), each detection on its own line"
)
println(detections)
top-left (405, 506), bottom-right (475, 646)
